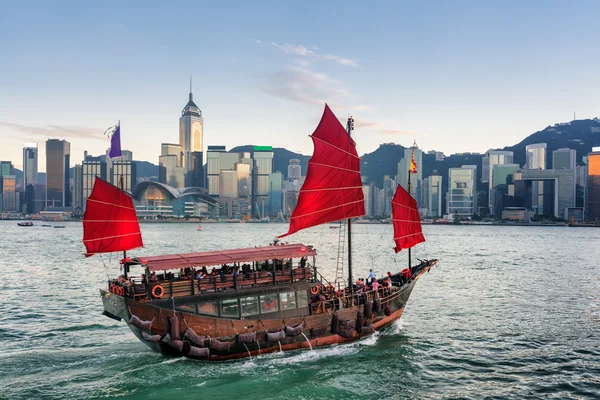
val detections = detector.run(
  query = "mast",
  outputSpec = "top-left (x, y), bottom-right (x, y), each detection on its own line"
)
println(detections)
top-left (407, 164), bottom-right (412, 270)
top-left (346, 116), bottom-right (354, 291)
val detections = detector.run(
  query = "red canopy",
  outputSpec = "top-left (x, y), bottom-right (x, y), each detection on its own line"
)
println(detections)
top-left (82, 178), bottom-right (143, 257)
top-left (391, 184), bottom-right (425, 253)
top-left (135, 244), bottom-right (316, 272)
top-left (279, 104), bottom-right (364, 237)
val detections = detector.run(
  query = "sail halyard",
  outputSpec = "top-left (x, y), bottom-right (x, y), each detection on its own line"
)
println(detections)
top-left (278, 105), bottom-right (365, 239)
top-left (82, 177), bottom-right (143, 257)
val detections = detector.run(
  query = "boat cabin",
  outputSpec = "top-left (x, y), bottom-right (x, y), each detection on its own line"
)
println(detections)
top-left (109, 243), bottom-right (320, 318)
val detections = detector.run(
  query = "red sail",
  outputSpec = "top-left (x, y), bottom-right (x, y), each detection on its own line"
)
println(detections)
top-left (82, 178), bottom-right (143, 257)
top-left (392, 184), bottom-right (425, 253)
top-left (279, 104), bottom-right (365, 237)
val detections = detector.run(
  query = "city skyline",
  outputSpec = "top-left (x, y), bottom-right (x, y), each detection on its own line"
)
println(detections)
top-left (2, 2), bottom-right (600, 171)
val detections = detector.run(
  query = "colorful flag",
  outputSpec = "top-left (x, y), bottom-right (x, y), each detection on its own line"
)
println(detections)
top-left (409, 141), bottom-right (417, 174)
top-left (108, 124), bottom-right (122, 159)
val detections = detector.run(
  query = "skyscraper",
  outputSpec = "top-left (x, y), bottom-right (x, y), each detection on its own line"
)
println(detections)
top-left (447, 165), bottom-right (477, 218)
top-left (23, 143), bottom-right (38, 187)
top-left (525, 143), bottom-right (547, 170)
top-left (288, 159), bottom-right (301, 179)
top-left (252, 146), bottom-right (274, 218)
top-left (179, 79), bottom-right (203, 184)
top-left (484, 150), bottom-right (514, 212)
top-left (428, 174), bottom-right (443, 217)
top-left (586, 148), bottom-right (600, 221)
top-left (82, 153), bottom-right (107, 211)
top-left (553, 148), bottom-right (576, 170)
top-left (46, 139), bottom-right (71, 209)
top-left (397, 147), bottom-right (423, 205)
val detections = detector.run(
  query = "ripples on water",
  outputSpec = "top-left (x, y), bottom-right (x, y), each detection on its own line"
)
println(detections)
top-left (0, 222), bottom-right (599, 399)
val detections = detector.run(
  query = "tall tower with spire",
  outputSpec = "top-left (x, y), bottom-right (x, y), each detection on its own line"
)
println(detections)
top-left (179, 76), bottom-right (204, 187)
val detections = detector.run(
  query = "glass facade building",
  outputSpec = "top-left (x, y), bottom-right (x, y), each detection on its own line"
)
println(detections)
top-left (252, 147), bottom-right (274, 218)
top-left (179, 89), bottom-right (203, 175)
top-left (447, 166), bottom-right (477, 218)
top-left (2, 175), bottom-right (17, 211)
top-left (132, 182), bottom-right (217, 218)
top-left (268, 172), bottom-right (284, 217)
top-left (526, 143), bottom-right (547, 170)
top-left (45, 139), bottom-right (71, 209)
top-left (586, 150), bottom-right (600, 221)
top-left (82, 159), bottom-right (107, 211)
top-left (397, 148), bottom-right (423, 206)
top-left (23, 143), bottom-right (38, 188)
top-left (428, 175), bottom-right (442, 217)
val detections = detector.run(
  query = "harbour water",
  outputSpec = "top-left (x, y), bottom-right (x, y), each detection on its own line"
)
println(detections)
top-left (1, 221), bottom-right (599, 399)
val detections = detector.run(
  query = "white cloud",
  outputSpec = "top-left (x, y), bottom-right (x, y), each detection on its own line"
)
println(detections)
top-left (0, 122), bottom-right (105, 140)
top-left (270, 42), bottom-right (359, 67)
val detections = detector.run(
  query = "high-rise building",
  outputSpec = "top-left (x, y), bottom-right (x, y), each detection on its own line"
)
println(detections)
top-left (268, 172), bottom-right (284, 217)
top-left (23, 143), bottom-right (38, 188)
top-left (491, 164), bottom-right (520, 217)
top-left (483, 150), bottom-right (513, 212)
top-left (428, 174), bottom-right (443, 217)
top-left (586, 148), bottom-right (600, 221)
top-left (72, 164), bottom-right (83, 210)
top-left (46, 139), bottom-right (71, 209)
top-left (383, 175), bottom-right (396, 216)
top-left (159, 143), bottom-right (185, 188)
top-left (236, 162), bottom-right (251, 197)
top-left (207, 146), bottom-right (227, 195)
top-left (82, 155), bottom-right (107, 211)
top-left (219, 170), bottom-right (238, 198)
top-left (111, 160), bottom-right (137, 193)
top-left (2, 175), bottom-right (17, 212)
top-left (179, 81), bottom-right (203, 176)
top-left (553, 148), bottom-right (577, 210)
top-left (288, 159), bottom-right (301, 180)
top-left (447, 165), bottom-right (477, 218)
top-left (526, 143), bottom-right (547, 170)
top-left (252, 146), bottom-right (274, 218)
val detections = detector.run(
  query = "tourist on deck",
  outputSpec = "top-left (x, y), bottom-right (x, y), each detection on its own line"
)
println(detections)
top-left (300, 256), bottom-right (307, 268)
top-left (150, 272), bottom-right (158, 283)
top-left (367, 269), bottom-right (377, 284)
top-left (371, 279), bottom-right (380, 295)
top-left (233, 265), bottom-right (240, 277)
top-left (201, 266), bottom-right (208, 275)
top-left (196, 271), bottom-right (205, 280)
top-left (219, 269), bottom-right (227, 282)
top-left (210, 267), bottom-right (218, 276)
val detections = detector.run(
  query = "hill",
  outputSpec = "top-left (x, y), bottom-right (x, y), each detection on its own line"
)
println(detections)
top-left (502, 118), bottom-right (600, 167)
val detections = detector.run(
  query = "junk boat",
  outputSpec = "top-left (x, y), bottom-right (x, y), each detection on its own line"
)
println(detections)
top-left (86, 105), bottom-right (438, 361)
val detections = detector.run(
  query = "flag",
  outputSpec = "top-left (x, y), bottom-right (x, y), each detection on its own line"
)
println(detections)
top-left (108, 124), bottom-right (122, 158)
top-left (409, 141), bottom-right (417, 174)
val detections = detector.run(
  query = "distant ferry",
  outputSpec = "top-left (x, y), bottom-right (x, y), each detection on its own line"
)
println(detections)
top-left (17, 221), bottom-right (33, 227)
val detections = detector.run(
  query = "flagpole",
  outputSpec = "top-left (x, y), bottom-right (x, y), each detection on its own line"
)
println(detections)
top-left (407, 141), bottom-right (415, 271)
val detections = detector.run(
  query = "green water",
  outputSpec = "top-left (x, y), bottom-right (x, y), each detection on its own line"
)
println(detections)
top-left (0, 221), bottom-right (599, 399)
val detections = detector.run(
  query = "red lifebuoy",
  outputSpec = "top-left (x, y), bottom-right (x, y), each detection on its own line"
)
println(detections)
top-left (310, 285), bottom-right (321, 295)
top-left (151, 284), bottom-right (164, 299)
top-left (110, 284), bottom-right (116, 294)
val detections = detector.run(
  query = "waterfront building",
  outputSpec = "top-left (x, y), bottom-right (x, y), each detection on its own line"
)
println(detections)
top-left (111, 160), bottom-right (136, 193)
top-left (362, 184), bottom-right (376, 217)
top-left (72, 164), bottom-right (83, 211)
top-left (491, 164), bottom-right (520, 217)
top-left (24, 184), bottom-right (35, 214)
top-left (288, 159), bottom-right (301, 180)
top-left (219, 170), bottom-right (238, 198)
top-left (482, 150), bottom-right (514, 212)
top-left (2, 175), bottom-right (17, 212)
top-left (586, 148), bottom-right (600, 221)
top-left (159, 143), bottom-right (185, 188)
top-left (525, 143), bottom-right (547, 170)
top-left (553, 148), bottom-right (576, 170)
top-left (252, 146), bottom-right (274, 218)
top-left (383, 175), bottom-right (396, 216)
top-left (33, 184), bottom-right (46, 213)
top-left (427, 174), bottom-right (443, 217)
top-left (267, 172), bottom-right (284, 217)
top-left (512, 168), bottom-right (576, 219)
top-left (236, 161), bottom-right (251, 198)
top-left (132, 182), bottom-right (217, 218)
top-left (179, 82), bottom-right (203, 180)
top-left (447, 165), bottom-right (478, 218)
top-left (502, 207), bottom-right (533, 221)
top-left (23, 143), bottom-right (38, 188)
top-left (46, 139), bottom-right (71, 209)
top-left (374, 188), bottom-right (385, 217)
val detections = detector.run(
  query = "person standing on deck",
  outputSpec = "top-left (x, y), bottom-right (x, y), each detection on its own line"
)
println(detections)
top-left (367, 269), bottom-right (376, 285)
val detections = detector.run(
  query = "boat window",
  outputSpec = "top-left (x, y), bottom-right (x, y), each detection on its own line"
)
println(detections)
top-left (296, 290), bottom-right (309, 308)
top-left (240, 296), bottom-right (259, 316)
top-left (197, 301), bottom-right (218, 316)
top-left (220, 299), bottom-right (239, 318)
top-left (279, 291), bottom-right (297, 310)
top-left (260, 294), bottom-right (279, 314)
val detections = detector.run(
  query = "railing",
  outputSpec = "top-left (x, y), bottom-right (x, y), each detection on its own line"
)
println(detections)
top-left (309, 286), bottom-right (400, 315)
top-left (112, 267), bottom-right (315, 300)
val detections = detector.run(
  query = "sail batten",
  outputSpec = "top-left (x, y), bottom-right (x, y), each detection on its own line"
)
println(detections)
top-left (391, 184), bottom-right (424, 253)
top-left (278, 104), bottom-right (365, 238)
top-left (82, 178), bottom-right (143, 257)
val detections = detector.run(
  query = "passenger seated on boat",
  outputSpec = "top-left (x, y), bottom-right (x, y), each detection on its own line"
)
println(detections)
top-left (233, 266), bottom-right (240, 277)
top-left (201, 266), bottom-right (208, 275)
top-left (210, 267), bottom-right (218, 276)
top-left (371, 280), bottom-right (380, 295)
top-left (141, 274), bottom-right (147, 284)
top-left (219, 269), bottom-right (227, 282)
top-left (196, 271), bottom-right (205, 280)
top-left (150, 272), bottom-right (158, 283)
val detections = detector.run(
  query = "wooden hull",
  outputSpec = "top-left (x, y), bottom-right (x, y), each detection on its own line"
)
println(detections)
top-left (101, 265), bottom-right (433, 361)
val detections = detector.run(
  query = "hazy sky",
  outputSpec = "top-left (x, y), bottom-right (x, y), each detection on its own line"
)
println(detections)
top-left (1, 1), bottom-right (599, 171)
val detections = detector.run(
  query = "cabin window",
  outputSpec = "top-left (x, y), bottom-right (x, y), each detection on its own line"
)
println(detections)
top-left (279, 291), bottom-right (297, 310)
top-left (296, 291), bottom-right (309, 308)
top-left (197, 301), bottom-right (218, 316)
top-left (260, 294), bottom-right (279, 314)
top-left (220, 299), bottom-right (239, 318)
top-left (240, 296), bottom-right (259, 316)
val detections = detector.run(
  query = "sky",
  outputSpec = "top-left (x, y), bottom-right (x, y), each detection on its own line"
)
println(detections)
top-left (1, 1), bottom-right (599, 171)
